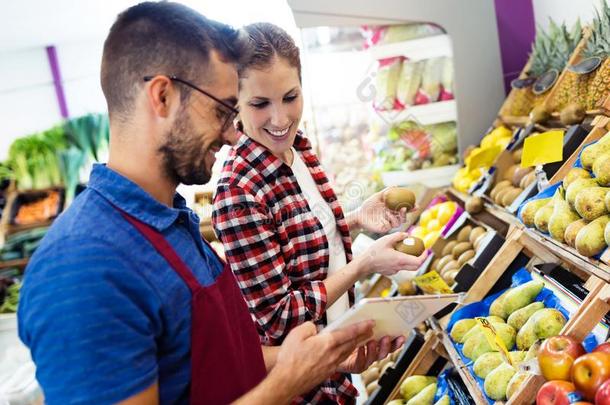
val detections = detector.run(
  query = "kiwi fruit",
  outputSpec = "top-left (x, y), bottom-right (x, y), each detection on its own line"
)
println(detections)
top-left (512, 148), bottom-right (523, 164)
top-left (366, 380), bottom-right (379, 395)
top-left (440, 260), bottom-right (460, 275)
top-left (452, 242), bottom-right (473, 258)
top-left (520, 171), bottom-right (536, 189)
top-left (502, 187), bottom-right (523, 207)
top-left (394, 237), bottom-right (425, 256)
top-left (469, 227), bottom-right (486, 244)
top-left (436, 255), bottom-right (454, 272)
top-left (385, 187), bottom-right (416, 211)
top-left (495, 187), bottom-right (513, 205)
top-left (442, 241), bottom-right (458, 256)
top-left (457, 225), bottom-right (473, 242)
top-left (362, 367), bottom-right (380, 385)
top-left (503, 165), bottom-right (519, 182)
top-left (443, 269), bottom-right (459, 285)
top-left (430, 257), bottom-right (441, 272)
top-left (466, 196), bottom-right (484, 214)
top-left (560, 103), bottom-right (586, 126)
top-left (473, 232), bottom-right (488, 250)
top-left (512, 167), bottom-right (532, 188)
top-left (458, 249), bottom-right (476, 265)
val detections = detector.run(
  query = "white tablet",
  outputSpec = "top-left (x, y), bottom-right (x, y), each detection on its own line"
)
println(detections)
top-left (322, 294), bottom-right (462, 341)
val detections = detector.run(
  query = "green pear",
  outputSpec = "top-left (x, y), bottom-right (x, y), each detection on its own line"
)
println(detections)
top-left (495, 323), bottom-right (517, 350)
top-left (509, 350), bottom-right (527, 365)
top-left (516, 309), bottom-right (544, 350)
top-left (490, 290), bottom-right (511, 319)
top-left (400, 375), bottom-right (436, 401)
top-left (606, 220), bottom-right (610, 246)
top-left (576, 215), bottom-right (610, 257)
top-left (484, 362), bottom-right (516, 401)
top-left (507, 302), bottom-right (545, 330)
top-left (503, 280), bottom-right (545, 315)
top-left (564, 219), bottom-right (588, 248)
top-left (534, 200), bottom-right (555, 233)
top-left (486, 315), bottom-right (506, 324)
top-left (593, 153), bottom-right (610, 186)
top-left (549, 188), bottom-right (581, 242)
top-left (524, 340), bottom-right (541, 361)
top-left (581, 132), bottom-right (610, 169)
top-left (566, 178), bottom-right (599, 209)
top-left (474, 352), bottom-right (503, 378)
top-left (434, 395), bottom-right (450, 405)
top-left (575, 186), bottom-right (610, 220)
top-left (534, 308), bottom-right (567, 339)
top-left (463, 333), bottom-right (493, 360)
top-left (406, 383), bottom-right (437, 405)
top-left (521, 198), bottom-right (552, 227)
top-left (563, 167), bottom-right (591, 188)
top-left (506, 371), bottom-right (529, 400)
top-left (450, 318), bottom-right (478, 343)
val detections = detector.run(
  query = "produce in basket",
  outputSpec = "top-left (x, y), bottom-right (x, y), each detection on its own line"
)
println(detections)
top-left (375, 57), bottom-right (403, 110)
top-left (396, 60), bottom-right (423, 107)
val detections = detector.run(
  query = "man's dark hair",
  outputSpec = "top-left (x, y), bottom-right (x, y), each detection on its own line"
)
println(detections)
top-left (101, 1), bottom-right (245, 121)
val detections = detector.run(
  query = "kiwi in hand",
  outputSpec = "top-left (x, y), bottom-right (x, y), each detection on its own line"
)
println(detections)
top-left (394, 236), bottom-right (425, 256)
top-left (385, 187), bottom-right (416, 211)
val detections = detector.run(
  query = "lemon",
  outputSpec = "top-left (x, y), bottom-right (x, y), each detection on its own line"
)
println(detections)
top-left (427, 219), bottom-right (442, 231)
top-left (420, 210), bottom-right (433, 227)
top-left (423, 230), bottom-right (441, 248)
top-left (410, 226), bottom-right (427, 239)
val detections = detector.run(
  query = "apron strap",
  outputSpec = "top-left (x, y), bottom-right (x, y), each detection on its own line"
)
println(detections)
top-left (120, 211), bottom-right (202, 294)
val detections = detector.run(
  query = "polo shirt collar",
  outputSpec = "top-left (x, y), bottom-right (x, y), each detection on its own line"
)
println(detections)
top-left (88, 164), bottom-right (186, 231)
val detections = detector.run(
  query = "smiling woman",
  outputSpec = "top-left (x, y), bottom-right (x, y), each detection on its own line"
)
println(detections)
top-left (213, 22), bottom-right (426, 405)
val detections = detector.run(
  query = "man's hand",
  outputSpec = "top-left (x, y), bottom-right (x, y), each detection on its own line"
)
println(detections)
top-left (273, 321), bottom-right (374, 397)
top-left (337, 336), bottom-right (406, 374)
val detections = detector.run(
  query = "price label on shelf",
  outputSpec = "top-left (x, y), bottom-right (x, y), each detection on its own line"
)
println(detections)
top-left (475, 317), bottom-right (512, 365)
top-left (521, 130), bottom-right (564, 168)
top-left (414, 271), bottom-right (453, 294)
top-left (466, 146), bottom-right (502, 172)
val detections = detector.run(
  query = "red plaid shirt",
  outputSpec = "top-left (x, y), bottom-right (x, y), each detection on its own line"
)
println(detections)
top-left (212, 131), bottom-right (357, 404)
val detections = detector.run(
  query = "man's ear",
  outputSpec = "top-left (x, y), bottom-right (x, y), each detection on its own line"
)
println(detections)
top-left (145, 76), bottom-right (177, 118)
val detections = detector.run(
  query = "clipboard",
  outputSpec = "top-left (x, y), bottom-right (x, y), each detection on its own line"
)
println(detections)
top-left (322, 294), bottom-right (462, 340)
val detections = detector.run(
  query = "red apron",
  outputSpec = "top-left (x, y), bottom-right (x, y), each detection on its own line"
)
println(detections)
top-left (119, 209), bottom-right (267, 404)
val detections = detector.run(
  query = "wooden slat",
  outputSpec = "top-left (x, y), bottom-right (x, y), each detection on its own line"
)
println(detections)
top-left (461, 227), bottom-right (524, 305)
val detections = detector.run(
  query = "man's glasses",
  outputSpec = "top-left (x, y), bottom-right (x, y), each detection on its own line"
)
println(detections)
top-left (143, 75), bottom-right (239, 133)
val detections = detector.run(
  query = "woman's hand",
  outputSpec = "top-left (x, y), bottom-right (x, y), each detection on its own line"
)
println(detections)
top-left (350, 188), bottom-right (411, 234)
top-left (336, 336), bottom-right (406, 374)
top-left (358, 232), bottom-right (428, 277)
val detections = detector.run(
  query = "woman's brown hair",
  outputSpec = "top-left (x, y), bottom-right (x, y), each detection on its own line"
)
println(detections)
top-left (238, 22), bottom-right (301, 82)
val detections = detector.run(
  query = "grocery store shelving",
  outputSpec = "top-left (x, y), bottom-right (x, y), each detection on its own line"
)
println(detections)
top-left (368, 34), bottom-right (453, 62)
top-left (376, 100), bottom-right (457, 126)
top-left (381, 164), bottom-right (460, 188)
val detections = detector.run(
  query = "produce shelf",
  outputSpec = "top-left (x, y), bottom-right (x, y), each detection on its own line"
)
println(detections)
top-left (381, 164), bottom-right (460, 188)
top-left (375, 100), bottom-right (457, 126)
top-left (0, 257), bottom-right (29, 269)
top-left (368, 34), bottom-right (453, 62)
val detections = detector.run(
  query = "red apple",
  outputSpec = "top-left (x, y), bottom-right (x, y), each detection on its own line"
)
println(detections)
top-left (593, 343), bottom-right (610, 356)
top-left (536, 380), bottom-right (583, 405)
top-left (539, 336), bottom-right (586, 381)
top-left (571, 352), bottom-right (610, 401)
top-left (595, 378), bottom-right (610, 405)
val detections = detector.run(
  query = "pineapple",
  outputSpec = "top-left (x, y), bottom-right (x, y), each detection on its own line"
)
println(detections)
top-left (546, 19), bottom-right (585, 111)
top-left (508, 19), bottom-right (581, 115)
top-left (583, 0), bottom-right (610, 110)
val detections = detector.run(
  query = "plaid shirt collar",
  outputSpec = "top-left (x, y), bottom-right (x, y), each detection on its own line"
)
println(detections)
top-left (234, 130), bottom-right (312, 176)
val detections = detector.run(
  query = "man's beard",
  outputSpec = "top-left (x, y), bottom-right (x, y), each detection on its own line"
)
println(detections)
top-left (158, 108), bottom-right (214, 186)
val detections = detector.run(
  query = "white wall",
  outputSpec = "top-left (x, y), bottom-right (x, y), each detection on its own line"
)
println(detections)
top-left (533, 0), bottom-right (599, 29)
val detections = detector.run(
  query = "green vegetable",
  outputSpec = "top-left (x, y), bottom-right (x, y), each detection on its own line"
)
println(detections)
top-left (0, 282), bottom-right (21, 314)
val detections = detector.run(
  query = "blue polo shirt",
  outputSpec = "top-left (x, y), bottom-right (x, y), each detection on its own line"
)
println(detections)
top-left (18, 164), bottom-right (224, 405)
